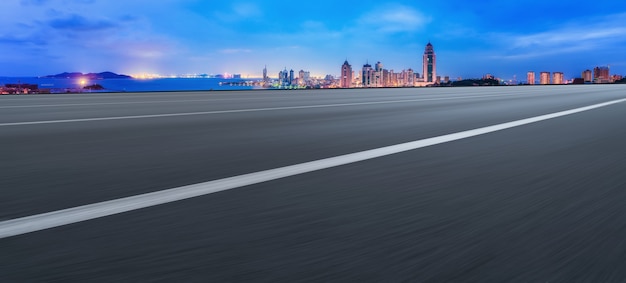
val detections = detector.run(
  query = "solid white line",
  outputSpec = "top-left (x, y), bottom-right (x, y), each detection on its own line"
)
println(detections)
top-left (1, 97), bottom-right (625, 239)
top-left (0, 94), bottom-right (512, 126)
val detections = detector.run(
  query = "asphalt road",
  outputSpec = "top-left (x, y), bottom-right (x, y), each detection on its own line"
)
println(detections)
top-left (1, 85), bottom-right (626, 282)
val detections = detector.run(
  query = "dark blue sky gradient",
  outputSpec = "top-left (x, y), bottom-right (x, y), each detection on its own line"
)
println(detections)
top-left (1, 0), bottom-right (625, 79)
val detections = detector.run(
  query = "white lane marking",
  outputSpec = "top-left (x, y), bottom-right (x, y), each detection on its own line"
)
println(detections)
top-left (1, 94), bottom-right (517, 126)
top-left (1, 98), bottom-right (625, 239)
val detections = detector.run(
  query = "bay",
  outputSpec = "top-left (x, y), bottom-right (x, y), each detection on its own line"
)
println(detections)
top-left (0, 77), bottom-right (258, 92)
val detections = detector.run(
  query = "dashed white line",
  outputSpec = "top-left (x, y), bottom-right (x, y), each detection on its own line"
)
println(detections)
top-left (1, 97), bottom-right (625, 239)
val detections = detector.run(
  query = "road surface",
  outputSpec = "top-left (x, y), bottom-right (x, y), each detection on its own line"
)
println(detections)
top-left (1, 85), bottom-right (626, 282)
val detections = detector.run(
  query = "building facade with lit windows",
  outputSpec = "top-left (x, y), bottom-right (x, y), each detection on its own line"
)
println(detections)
top-left (593, 66), bottom-right (610, 83)
top-left (362, 62), bottom-right (374, 87)
top-left (552, 72), bottom-right (564, 85)
top-left (582, 69), bottom-right (592, 82)
top-left (423, 42), bottom-right (436, 83)
top-left (340, 60), bottom-right (353, 88)
top-left (527, 71), bottom-right (536, 85)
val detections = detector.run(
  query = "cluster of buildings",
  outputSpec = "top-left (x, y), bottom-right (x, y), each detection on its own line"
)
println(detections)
top-left (0, 83), bottom-right (50, 95)
top-left (257, 42), bottom-right (444, 89)
top-left (339, 42), bottom-right (445, 88)
top-left (260, 66), bottom-right (337, 89)
top-left (526, 66), bottom-right (622, 85)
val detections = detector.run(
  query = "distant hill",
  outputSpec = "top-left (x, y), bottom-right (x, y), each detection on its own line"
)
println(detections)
top-left (44, 72), bottom-right (131, 79)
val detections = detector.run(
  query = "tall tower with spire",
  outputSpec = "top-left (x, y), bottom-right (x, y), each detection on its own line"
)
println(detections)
top-left (423, 42), bottom-right (436, 83)
top-left (341, 60), bottom-right (353, 88)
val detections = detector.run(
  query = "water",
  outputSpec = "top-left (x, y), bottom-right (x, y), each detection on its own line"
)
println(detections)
top-left (0, 77), bottom-right (257, 92)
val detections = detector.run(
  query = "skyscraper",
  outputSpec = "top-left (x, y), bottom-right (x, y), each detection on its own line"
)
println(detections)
top-left (527, 71), bottom-right (536, 85)
top-left (540, 72), bottom-right (551, 84)
top-left (362, 62), bottom-right (374, 87)
top-left (262, 65), bottom-right (268, 82)
top-left (422, 42), bottom-right (436, 83)
top-left (374, 61), bottom-right (383, 87)
top-left (341, 60), bottom-right (353, 88)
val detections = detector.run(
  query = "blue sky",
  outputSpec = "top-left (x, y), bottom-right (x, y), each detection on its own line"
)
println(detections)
top-left (2, 0), bottom-right (626, 80)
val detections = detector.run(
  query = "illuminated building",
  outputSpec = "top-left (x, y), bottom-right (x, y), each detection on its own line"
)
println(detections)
top-left (527, 71), bottom-right (535, 85)
top-left (340, 60), bottom-right (353, 88)
top-left (552, 72), bottom-right (564, 85)
top-left (362, 62), bottom-right (374, 87)
top-left (374, 61), bottom-right (383, 87)
top-left (422, 42), bottom-right (436, 83)
top-left (540, 72), bottom-right (551, 84)
top-left (593, 66), bottom-right (610, 83)
top-left (582, 69), bottom-right (592, 82)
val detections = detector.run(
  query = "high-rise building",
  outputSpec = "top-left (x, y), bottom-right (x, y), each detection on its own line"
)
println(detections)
top-left (422, 42), bottom-right (436, 83)
top-left (263, 65), bottom-right (268, 82)
top-left (527, 71), bottom-right (536, 85)
top-left (593, 66), bottom-right (610, 83)
top-left (582, 69), bottom-right (592, 82)
top-left (362, 62), bottom-right (374, 87)
top-left (278, 69), bottom-right (284, 83)
top-left (341, 60), bottom-right (353, 88)
top-left (289, 69), bottom-right (295, 85)
top-left (279, 67), bottom-right (290, 85)
top-left (553, 72), bottom-right (564, 85)
top-left (540, 72), bottom-right (551, 84)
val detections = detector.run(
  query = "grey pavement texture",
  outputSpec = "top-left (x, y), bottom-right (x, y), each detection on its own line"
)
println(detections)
top-left (1, 85), bottom-right (626, 282)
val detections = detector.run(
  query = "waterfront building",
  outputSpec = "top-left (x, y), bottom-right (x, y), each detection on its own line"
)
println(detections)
top-left (299, 70), bottom-right (305, 81)
top-left (593, 66), bottom-right (610, 83)
top-left (403, 69), bottom-right (415, 86)
top-left (263, 65), bottom-right (268, 82)
top-left (362, 62), bottom-right (374, 87)
top-left (552, 72), bottom-right (564, 85)
top-left (423, 42), bottom-right (436, 83)
top-left (374, 61), bottom-right (384, 87)
top-left (341, 60), bottom-right (353, 88)
top-left (527, 71), bottom-right (536, 85)
top-left (540, 72), bottom-right (551, 84)
top-left (582, 69), bottom-right (592, 82)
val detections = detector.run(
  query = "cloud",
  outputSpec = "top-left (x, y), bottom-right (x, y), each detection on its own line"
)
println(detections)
top-left (214, 3), bottom-right (262, 23)
top-left (0, 34), bottom-right (47, 46)
top-left (489, 13), bottom-right (626, 61)
top-left (48, 14), bottom-right (117, 31)
top-left (219, 48), bottom-right (252, 54)
top-left (358, 4), bottom-right (431, 33)
top-left (20, 0), bottom-right (51, 5)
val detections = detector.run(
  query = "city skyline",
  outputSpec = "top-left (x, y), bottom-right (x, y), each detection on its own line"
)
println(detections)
top-left (2, 1), bottom-right (626, 78)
